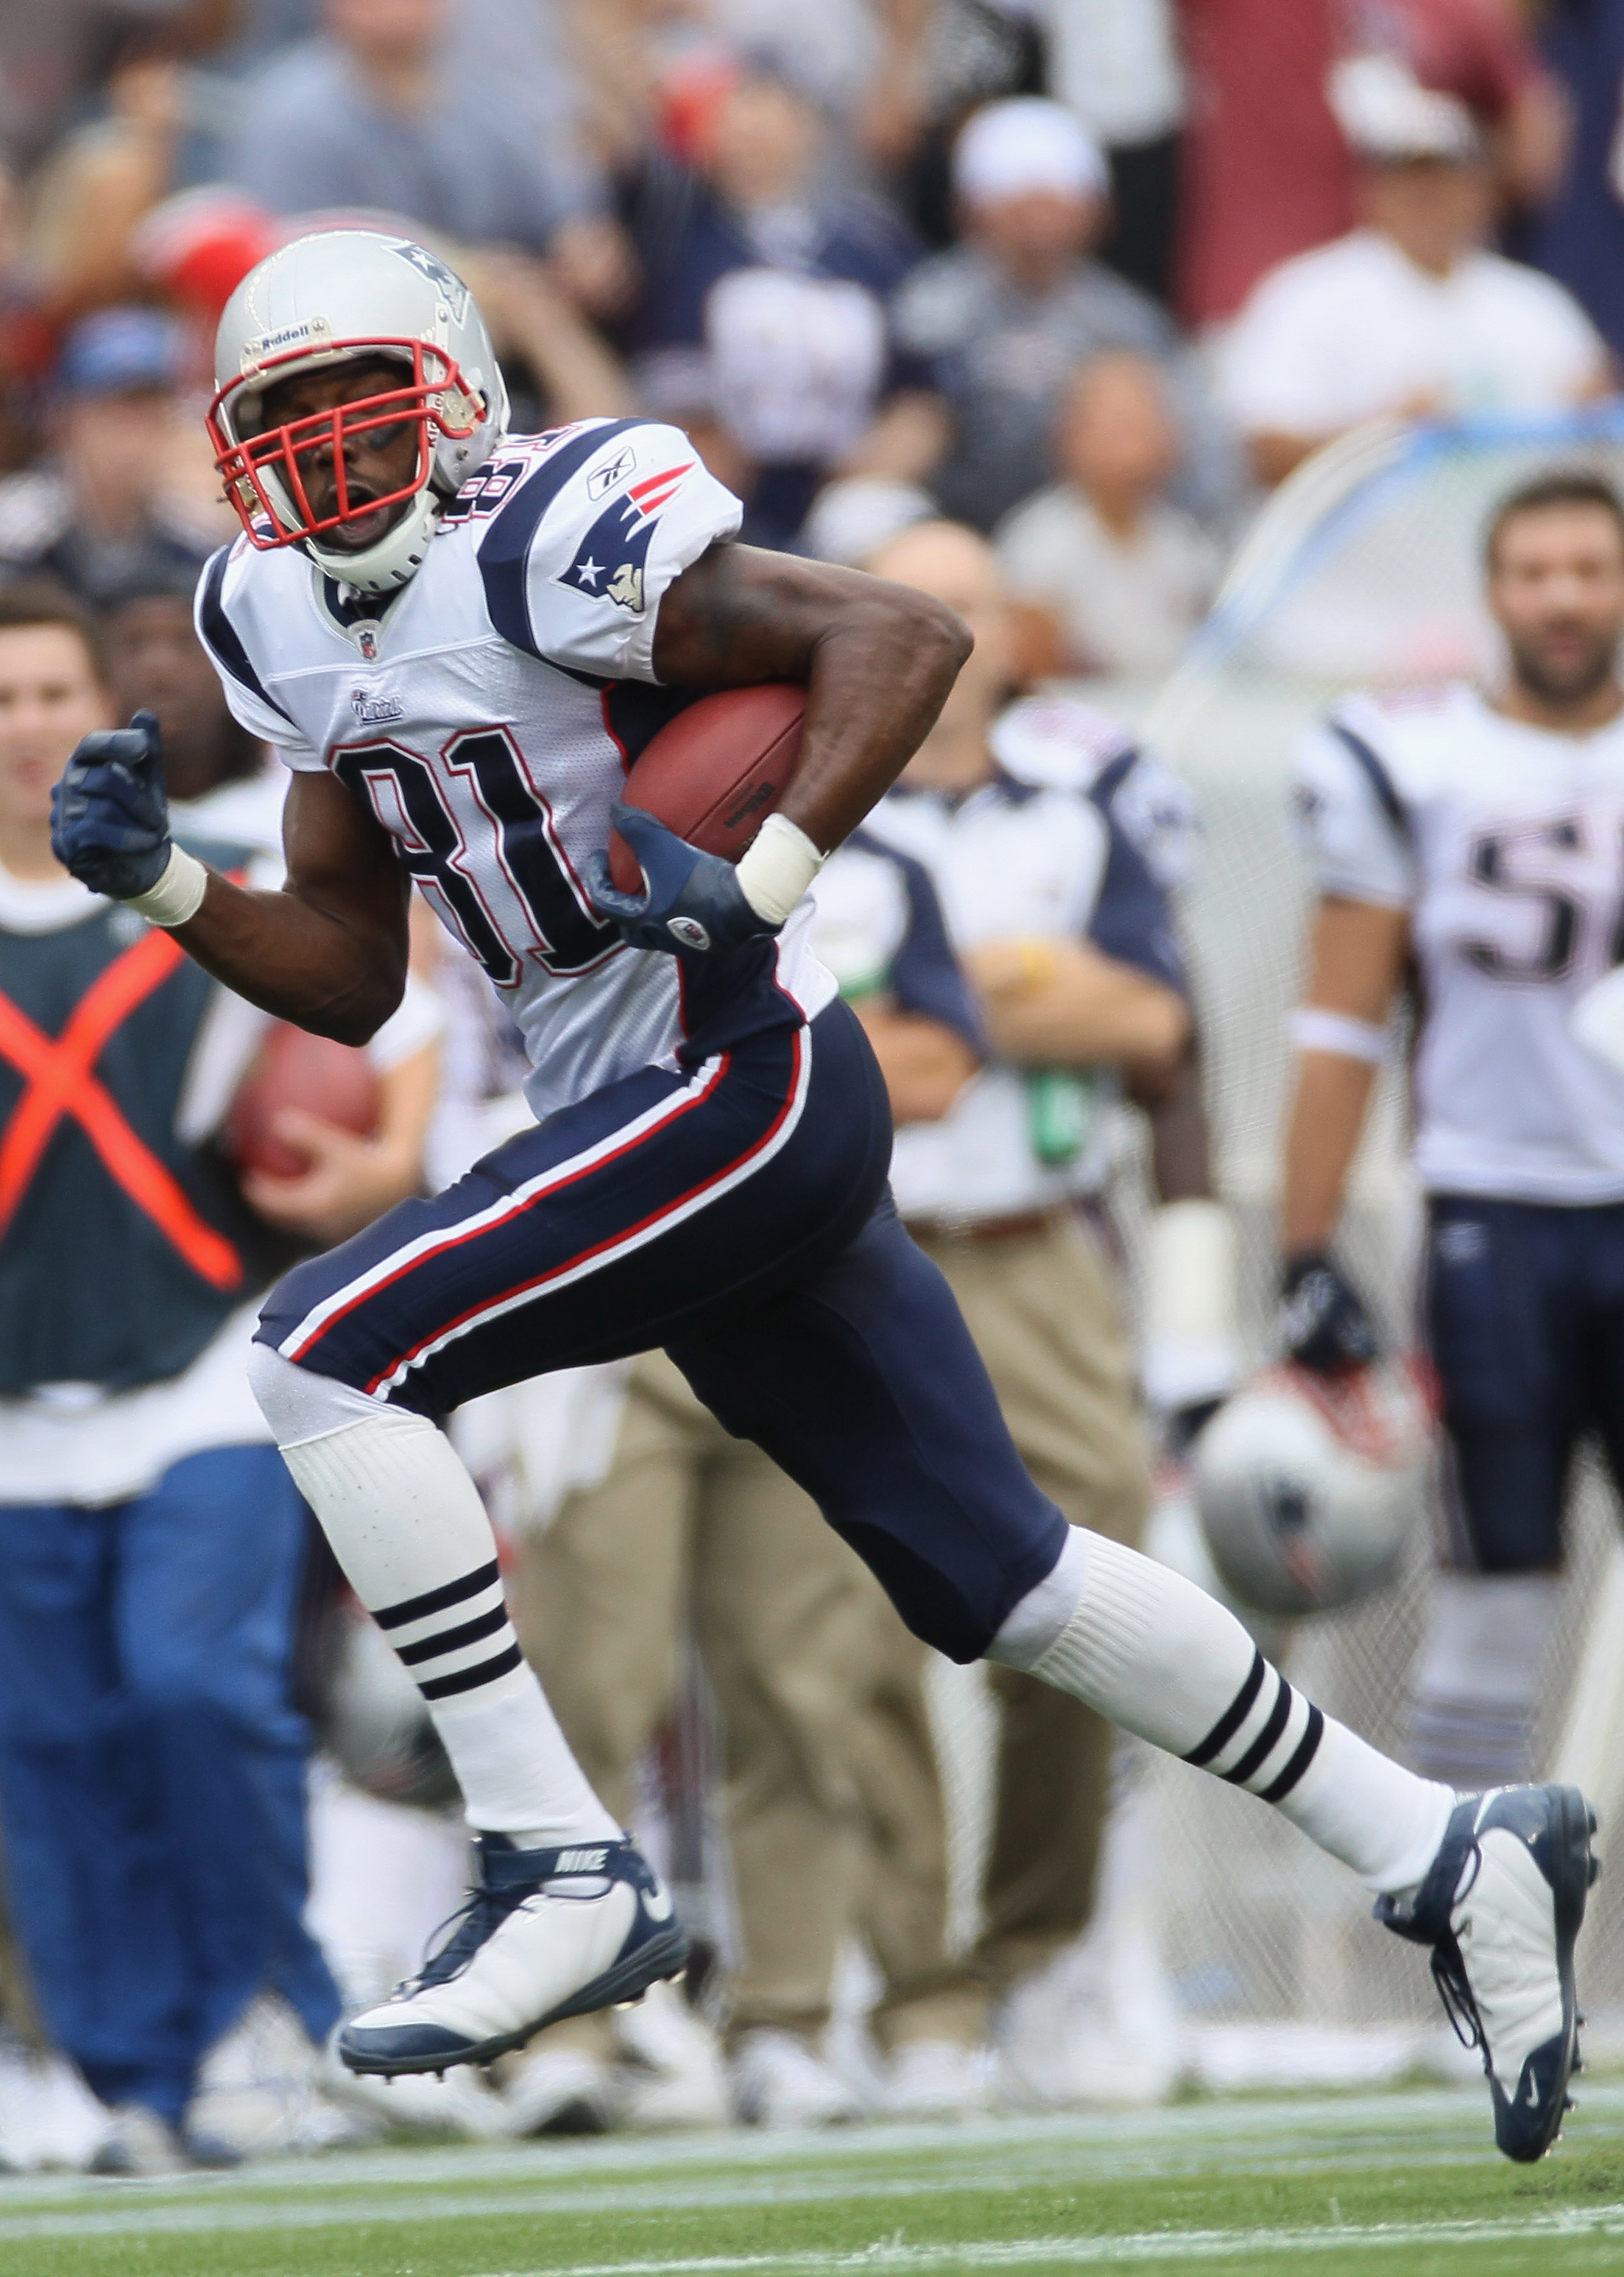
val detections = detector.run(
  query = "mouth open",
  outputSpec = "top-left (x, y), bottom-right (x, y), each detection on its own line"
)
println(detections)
top-left (325, 492), bottom-right (400, 550)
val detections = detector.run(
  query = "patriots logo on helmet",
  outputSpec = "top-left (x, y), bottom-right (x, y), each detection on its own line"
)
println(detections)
top-left (389, 239), bottom-right (470, 322)
top-left (559, 463), bottom-right (692, 615)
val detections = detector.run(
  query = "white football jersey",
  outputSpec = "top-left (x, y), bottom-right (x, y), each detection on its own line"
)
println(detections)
top-left (195, 417), bottom-right (834, 1120)
top-left (1294, 683), bottom-right (1624, 1202)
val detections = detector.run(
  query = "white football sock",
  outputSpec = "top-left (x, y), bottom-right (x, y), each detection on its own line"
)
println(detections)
top-left (1409, 1572), bottom-right (1560, 1790)
top-left (248, 1346), bottom-right (619, 1848)
top-left (991, 1529), bottom-right (1454, 1893)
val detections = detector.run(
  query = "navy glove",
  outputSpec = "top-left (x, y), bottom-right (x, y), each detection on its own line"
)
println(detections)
top-left (1279, 1250), bottom-right (1383, 1375)
top-left (51, 710), bottom-right (172, 900)
top-left (585, 802), bottom-right (779, 957)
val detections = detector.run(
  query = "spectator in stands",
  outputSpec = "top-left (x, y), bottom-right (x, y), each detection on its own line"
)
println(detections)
top-left (1520, 1), bottom-right (1624, 365)
top-left (995, 350), bottom-right (1219, 681)
top-left (1043, 0), bottom-right (1188, 306)
top-left (228, 0), bottom-right (626, 314)
top-left (0, 578), bottom-right (438, 2174)
top-left (631, 53), bottom-right (926, 549)
top-left (0, 309), bottom-right (216, 606)
top-left (870, 97), bottom-right (1234, 535)
top-left (1215, 59), bottom-right (1609, 489)
top-left (1176, 0), bottom-right (1567, 332)
top-left (855, 522), bottom-right (1198, 2107)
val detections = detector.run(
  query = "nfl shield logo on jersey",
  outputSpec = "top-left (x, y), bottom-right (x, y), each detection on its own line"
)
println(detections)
top-left (559, 461), bottom-right (693, 615)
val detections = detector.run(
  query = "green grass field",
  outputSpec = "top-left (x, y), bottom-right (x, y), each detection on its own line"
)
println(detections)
top-left (3, 2081), bottom-right (1623, 2277)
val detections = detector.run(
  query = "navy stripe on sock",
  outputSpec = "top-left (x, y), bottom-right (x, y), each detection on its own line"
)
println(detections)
top-left (1260, 1704), bottom-right (1325, 1803)
top-left (395, 1601), bottom-right (511, 1666)
top-left (1225, 1676), bottom-right (1294, 1788)
top-left (1184, 1649), bottom-right (1266, 1768)
top-left (373, 1559), bottom-right (501, 1632)
top-left (418, 1641), bottom-right (525, 1701)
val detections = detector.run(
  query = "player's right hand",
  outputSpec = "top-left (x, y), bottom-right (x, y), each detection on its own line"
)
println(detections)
top-left (585, 803), bottom-right (780, 958)
top-left (1279, 1250), bottom-right (1383, 1375)
top-left (51, 709), bottom-right (172, 900)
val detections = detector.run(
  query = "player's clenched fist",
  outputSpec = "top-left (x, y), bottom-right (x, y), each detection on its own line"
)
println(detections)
top-left (51, 708), bottom-right (173, 900)
top-left (586, 802), bottom-right (780, 957)
top-left (52, 709), bottom-right (208, 926)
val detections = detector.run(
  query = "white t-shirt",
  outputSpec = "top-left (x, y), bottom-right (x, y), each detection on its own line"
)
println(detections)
top-left (1293, 683), bottom-right (1624, 1202)
top-left (1216, 230), bottom-right (1605, 438)
top-left (994, 485), bottom-right (1217, 679)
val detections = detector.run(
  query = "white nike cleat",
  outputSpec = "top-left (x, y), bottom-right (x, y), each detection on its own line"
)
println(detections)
top-left (336, 1834), bottom-right (687, 2078)
top-left (1377, 1783), bottom-right (1597, 2162)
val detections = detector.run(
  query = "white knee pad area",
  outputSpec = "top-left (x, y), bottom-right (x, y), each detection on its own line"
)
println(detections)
top-left (246, 1341), bottom-right (401, 1449)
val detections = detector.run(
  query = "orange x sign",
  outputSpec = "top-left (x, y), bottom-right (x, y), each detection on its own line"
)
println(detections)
top-left (0, 926), bottom-right (242, 1291)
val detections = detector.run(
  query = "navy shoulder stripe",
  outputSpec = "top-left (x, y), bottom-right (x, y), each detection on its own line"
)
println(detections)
top-left (1329, 721), bottom-right (1411, 842)
top-left (1090, 745), bottom-right (1138, 812)
top-left (479, 420), bottom-right (643, 659)
top-left (196, 548), bottom-right (295, 727)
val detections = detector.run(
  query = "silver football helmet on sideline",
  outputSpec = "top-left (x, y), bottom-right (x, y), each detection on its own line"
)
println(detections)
top-left (207, 227), bottom-right (510, 592)
top-left (1192, 1360), bottom-right (1433, 1617)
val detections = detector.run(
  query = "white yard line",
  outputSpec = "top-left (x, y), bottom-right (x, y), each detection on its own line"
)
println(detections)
top-left (471, 2203), bottom-right (1624, 2274)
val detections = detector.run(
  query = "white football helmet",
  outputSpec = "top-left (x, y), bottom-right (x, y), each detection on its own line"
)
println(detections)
top-left (1192, 1361), bottom-right (1433, 1617)
top-left (207, 227), bottom-right (510, 592)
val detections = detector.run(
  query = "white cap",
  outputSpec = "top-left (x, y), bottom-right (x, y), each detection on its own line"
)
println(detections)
top-left (1328, 53), bottom-right (1483, 164)
top-left (953, 97), bottom-right (1109, 208)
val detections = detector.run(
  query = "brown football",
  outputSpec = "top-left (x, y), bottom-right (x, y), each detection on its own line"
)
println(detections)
top-left (224, 1023), bottom-right (380, 1180)
top-left (607, 682), bottom-right (806, 893)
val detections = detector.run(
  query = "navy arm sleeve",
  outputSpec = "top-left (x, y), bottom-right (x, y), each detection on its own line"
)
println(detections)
top-left (1085, 808), bottom-right (1190, 999)
top-left (868, 834), bottom-right (986, 1058)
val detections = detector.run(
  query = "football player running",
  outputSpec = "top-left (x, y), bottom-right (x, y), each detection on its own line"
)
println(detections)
top-left (1285, 473), bottom-right (1624, 1797)
top-left (52, 232), bottom-right (1593, 2160)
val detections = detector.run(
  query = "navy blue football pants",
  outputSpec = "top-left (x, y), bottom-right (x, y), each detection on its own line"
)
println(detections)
top-left (1426, 1192), bottom-right (1624, 1572)
top-left (260, 998), bottom-right (1069, 1664)
top-left (0, 1448), bottom-right (339, 2123)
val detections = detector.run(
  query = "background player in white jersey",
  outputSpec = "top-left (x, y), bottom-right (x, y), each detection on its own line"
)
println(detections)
top-left (1285, 471), bottom-right (1624, 1795)
top-left (48, 228), bottom-right (1593, 2162)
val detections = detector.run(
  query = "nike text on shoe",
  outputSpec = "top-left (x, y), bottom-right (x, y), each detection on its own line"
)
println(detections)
top-left (336, 1834), bottom-right (687, 2077)
top-left (1376, 1783), bottom-right (1597, 2161)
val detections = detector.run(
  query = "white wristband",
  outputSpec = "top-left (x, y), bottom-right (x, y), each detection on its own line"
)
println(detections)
top-left (1289, 1005), bottom-right (1387, 1065)
top-left (122, 844), bottom-right (209, 928)
top-left (734, 812), bottom-right (826, 925)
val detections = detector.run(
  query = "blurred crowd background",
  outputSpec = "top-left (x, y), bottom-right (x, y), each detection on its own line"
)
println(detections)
top-left (3, 0), bottom-right (1624, 2179)
top-left (3, 0), bottom-right (1623, 654)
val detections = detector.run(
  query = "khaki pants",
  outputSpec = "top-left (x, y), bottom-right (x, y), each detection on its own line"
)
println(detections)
top-left (514, 1209), bottom-right (1147, 2046)
top-left (868, 1212), bottom-right (1149, 2026)
top-left (514, 1353), bottom-right (890, 2041)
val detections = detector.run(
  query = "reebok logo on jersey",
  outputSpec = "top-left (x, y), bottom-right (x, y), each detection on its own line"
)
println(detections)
top-left (559, 463), bottom-right (693, 614)
top-left (587, 446), bottom-right (637, 499)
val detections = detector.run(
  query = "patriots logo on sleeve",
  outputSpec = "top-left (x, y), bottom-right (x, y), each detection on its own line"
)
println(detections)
top-left (558, 462), bottom-right (693, 615)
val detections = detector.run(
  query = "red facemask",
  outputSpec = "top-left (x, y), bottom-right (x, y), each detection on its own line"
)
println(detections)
top-left (207, 338), bottom-right (479, 549)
